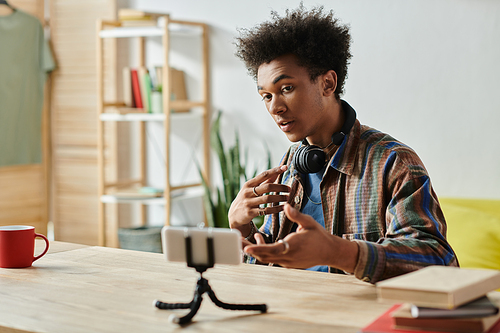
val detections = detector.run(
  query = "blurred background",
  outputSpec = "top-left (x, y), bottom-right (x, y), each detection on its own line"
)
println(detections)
top-left (1, 0), bottom-right (499, 249)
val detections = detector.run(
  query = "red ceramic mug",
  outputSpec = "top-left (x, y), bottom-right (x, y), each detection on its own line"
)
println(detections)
top-left (0, 225), bottom-right (50, 268)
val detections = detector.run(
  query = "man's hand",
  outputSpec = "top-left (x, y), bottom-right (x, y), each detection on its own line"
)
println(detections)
top-left (228, 165), bottom-right (290, 236)
top-left (243, 204), bottom-right (359, 273)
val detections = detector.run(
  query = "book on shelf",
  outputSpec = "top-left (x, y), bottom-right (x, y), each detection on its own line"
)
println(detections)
top-left (118, 9), bottom-right (164, 27)
top-left (411, 295), bottom-right (499, 318)
top-left (130, 69), bottom-right (143, 109)
top-left (107, 187), bottom-right (164, 199)
top-left (120, 19), bottom-right (158, 27)
top-left (170, 68), bottom-right (188, 112)
top-left (106, 107), bottom-right (144, 115)
top-left (122, 67), bottom-right (133, 107)
top-left (392, 302), bottom-right (500, 333)
top-left (144, 71), bottom-right (154, 113)
top-left (154, 66), bottom-right (162, 88)
top-left (361, 304), bottom-right (500, 333)
top-left (137, 67), bottom-right (151, 113)
top-left (122, 67), bottom-right (188, 113)
top-left (118, 8), bottom-right (165, 20)
top-left (154, 66), bottom-right (189, 112)
top-left (376, 266), bottom-right (500, 309)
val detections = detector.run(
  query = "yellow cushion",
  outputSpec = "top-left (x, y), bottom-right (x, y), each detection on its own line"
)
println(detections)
top-left (440, 198), bottom-right (500, 271)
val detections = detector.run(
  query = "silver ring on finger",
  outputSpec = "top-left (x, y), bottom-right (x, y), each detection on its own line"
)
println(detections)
top-left (278, 239), bottom-right (290, 254)
top-left (253, 186), bottom-right (261, 197)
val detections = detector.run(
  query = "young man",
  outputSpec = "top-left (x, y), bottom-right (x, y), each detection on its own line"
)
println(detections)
top-left (228, 5), bottom-right (458, 283)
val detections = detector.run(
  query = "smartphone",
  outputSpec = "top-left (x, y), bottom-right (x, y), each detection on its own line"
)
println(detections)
top-left (161, 226), bottom-right (242, 266)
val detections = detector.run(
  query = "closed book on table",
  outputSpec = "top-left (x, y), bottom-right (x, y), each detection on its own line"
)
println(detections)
top-left (392, 303), bottom-right (500, 333)
top-left (411, 295), bottom-right (499, 318)
top-left (376, 266), bottom-right (500, 309)
top-left (361, 304), bottom-right (446, 333)
top-left (361, 304), bottom-right (500, 333)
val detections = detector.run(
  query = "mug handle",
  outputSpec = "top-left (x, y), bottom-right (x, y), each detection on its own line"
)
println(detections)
top-left (33, 233), bottom-right (50, 262)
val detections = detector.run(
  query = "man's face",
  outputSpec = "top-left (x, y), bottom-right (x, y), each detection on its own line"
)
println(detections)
top-left (257, 54), bottom-right (328, 144)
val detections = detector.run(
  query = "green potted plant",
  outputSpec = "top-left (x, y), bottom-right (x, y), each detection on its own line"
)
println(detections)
top-left (200, 110), bottom-right (271, 228)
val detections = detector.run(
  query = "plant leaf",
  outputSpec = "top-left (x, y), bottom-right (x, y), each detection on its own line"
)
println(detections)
top-left (196, 159), bottom-right (215, 227)
top-left (200, 110), bottom-right (273, 228)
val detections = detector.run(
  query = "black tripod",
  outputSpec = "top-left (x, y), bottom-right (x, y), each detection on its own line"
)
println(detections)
top-left (154, 231), bottom-right (267, 325)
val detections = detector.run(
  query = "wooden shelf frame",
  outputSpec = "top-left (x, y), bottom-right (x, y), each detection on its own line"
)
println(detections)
top-left (96, 15), bottom-right (210, 247)
top-left (100, 186), bottom-right (204, 204)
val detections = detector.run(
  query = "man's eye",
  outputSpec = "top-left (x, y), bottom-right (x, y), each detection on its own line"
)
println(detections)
top-left (282, 85), bottom-right (293, 93)
top-left (261, 94), bottom-right (271, 101)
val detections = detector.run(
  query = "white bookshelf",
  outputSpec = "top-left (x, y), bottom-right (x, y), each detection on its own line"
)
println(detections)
top-left (96, 15), bottom-right (210, 247)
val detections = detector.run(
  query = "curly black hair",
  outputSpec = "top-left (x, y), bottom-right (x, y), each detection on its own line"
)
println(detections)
top-left (235, 4), bottom-right (352, 98)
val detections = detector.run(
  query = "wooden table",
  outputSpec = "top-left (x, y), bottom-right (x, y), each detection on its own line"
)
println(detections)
top-left (0, 241), bottom-right (395, 332)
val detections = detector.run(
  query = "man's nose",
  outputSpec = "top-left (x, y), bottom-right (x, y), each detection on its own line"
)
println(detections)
top-left (269, 97), bottom-right (286, 115)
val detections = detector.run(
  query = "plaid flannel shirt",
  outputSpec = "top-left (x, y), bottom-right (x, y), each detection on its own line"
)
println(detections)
top-left (245, 101), bottom-right (458, 283)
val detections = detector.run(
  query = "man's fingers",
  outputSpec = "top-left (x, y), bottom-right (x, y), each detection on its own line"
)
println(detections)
top-left (241, 237), bottom-right (252, 248)
top-left (253, 194), bottom-right (288, 206)
top-left (245, 243), bottom-right (285, 257)
top-left (284, 203), bottom-right (317, 230)
top-left (254, 232), bottom-right (266, 245)
top-left (247, 165), bottom-right (287, 187)
top-left (254, 184), bottom-right (290, 197)
top-left (254, 203), bottom-right (286, 217)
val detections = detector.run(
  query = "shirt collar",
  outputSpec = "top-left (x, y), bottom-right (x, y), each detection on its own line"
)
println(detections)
top-left (286, 100), bottom-right (360, 178)
top-left (328, 100), bottom-right (360, 176)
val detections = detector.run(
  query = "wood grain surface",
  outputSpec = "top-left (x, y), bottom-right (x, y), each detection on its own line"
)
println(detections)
top-left (1, 241), bottom-right (396, 333)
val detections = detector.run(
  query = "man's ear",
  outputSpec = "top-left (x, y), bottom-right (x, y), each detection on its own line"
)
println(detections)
top-left (322, 70), bottom-right (337, 97)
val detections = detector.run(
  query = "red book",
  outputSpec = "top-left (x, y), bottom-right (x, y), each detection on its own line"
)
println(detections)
top-left (130, 69), bottom-right (143, 109)
top-left (361, 304), bottom-right (500, 333)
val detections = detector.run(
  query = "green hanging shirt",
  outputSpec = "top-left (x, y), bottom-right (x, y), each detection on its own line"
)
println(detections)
top-left (0, 9), bottom-right (55, 167)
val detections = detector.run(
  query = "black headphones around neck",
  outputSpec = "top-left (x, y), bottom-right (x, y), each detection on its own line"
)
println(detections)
top-left (293, 101), bottom-right (356, 174)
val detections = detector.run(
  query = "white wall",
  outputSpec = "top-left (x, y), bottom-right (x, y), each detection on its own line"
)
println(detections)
top-left (131, 0), bottom-right (500, 201)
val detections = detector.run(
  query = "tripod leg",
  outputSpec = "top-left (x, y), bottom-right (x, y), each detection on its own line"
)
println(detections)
top-left (155, 276), bottom-right (206, 311)
top-left (154, 300), bottom-right (192, 310)
top-left (154, 273), bottom-right (267, 325)
top-left (171, 292), bottom-right (203, 325)
top-left (206, 285), bottom-right (267, 313)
